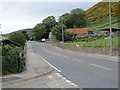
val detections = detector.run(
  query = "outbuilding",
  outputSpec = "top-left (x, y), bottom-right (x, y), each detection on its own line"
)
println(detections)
top-left (66, 28), bottom-right (88, 36)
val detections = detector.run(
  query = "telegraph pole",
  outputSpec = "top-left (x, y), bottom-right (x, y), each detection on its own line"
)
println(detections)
top-left (61, 17), bottom-right (64, 43)
top-left (0, 24), bottom-right (2, 37)
top-left (109, 0), bottom-right (112, 56)
top-left (58, 16), bottom-right (64, 43)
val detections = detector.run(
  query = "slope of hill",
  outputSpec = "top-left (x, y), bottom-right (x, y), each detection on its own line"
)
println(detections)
top-left (19, 28), bottom-right (33, 35)
top-left (85, 2), bottom-right (120, 32)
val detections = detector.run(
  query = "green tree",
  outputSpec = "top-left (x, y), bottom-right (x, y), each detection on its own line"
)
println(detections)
top-left (52, 23), bottom-right (67, 41)
top-left (64, 32), bottom-right (75, 41)
top-left (58, 8), bottom-right (88, 28)
top-left (69, 8), bottom-right (88, 28)
top-left (58, 13), bottom-right (73, 28)
top-left (32, 23), bottom-right (46, 40)
top-left (42, 16), bottom-right (56, 32)
top-left (9, 32), bottom-right (26, 46)
top-left (21, 31), bottom-right (29, 40)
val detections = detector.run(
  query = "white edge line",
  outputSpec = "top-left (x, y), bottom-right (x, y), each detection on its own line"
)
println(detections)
top-left (36, 53), bottom-right (61, 72)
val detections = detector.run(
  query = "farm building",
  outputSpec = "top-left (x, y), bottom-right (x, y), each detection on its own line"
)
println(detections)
top-left (65, 28), bottom-right (88, 36)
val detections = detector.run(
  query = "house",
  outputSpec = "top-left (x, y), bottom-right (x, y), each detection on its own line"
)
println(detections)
top-left (97, 28), bottom-right (120, 35)
top-left (88, 31), bottom-right (94, 35)
top-left (0, 39), bottom-right (21, 47)
top-left (65, 28), bottom-right (88, 36)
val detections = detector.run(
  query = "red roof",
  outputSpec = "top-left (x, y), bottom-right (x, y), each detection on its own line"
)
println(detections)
top-left (66, 29), bottom-right (88, 34)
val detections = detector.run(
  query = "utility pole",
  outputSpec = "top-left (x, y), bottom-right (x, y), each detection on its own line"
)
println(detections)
top-left (58, 16), bottom-right (64, 43)
top-left (61, 17), bottom-right (64, 43)
top-left (0, 24), bottom-right (2, 37)
top-left (109, 0), bottom-right (112, 56)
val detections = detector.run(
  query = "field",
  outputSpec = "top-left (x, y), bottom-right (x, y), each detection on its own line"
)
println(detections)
top-left (64, 37), bottom-right (119, 48)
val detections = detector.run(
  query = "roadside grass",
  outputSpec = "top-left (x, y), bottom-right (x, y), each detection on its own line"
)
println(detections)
top-left (64, 37), bottom-right (119, 48)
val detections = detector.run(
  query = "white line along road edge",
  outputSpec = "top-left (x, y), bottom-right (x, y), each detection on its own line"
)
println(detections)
top-left (36, 53), bottom-right (61, 72)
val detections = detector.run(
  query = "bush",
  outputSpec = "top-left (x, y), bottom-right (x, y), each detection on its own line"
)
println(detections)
top-left (9, 32), bottom-right (26, 46)
top-left (2, 45), bottom-right (25, 75)
top-left (75, 34), bottom-right (109, 42)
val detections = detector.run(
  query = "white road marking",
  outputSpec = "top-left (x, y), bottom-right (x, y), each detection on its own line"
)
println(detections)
top-left (63, 56), bottom-right (70, 58)
top-left (56, 84), bottom-right (59, 86)
top-left (90, 63), bottom-right (112, 71)
top-left (73, 59), bottom-right (84, 63)
top-left (66, 80), bottom-right (71, 83)
top-left (55, 73), bottom-right (62, 77)
top-left (55, 72), bottom-right (79, 88)
top-left (62, 77), bottom-right (66, 80)
top-left (87, 55), bottom-right (118, 62)
top-left (69, 83), bottom-right (75, 86)
top-left (48, 75), bottom-right (53, 79)
top-left (36, 53), bottom-right (61, 72)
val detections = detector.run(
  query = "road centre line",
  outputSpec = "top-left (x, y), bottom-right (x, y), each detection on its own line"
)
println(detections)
top-left (90, 63), bottom-right (112, 71)
top-left (61, 47), bottom-right (118, 62)
top-left (73, 59), bottom-right (84, 63)
top-left (36, 53), bottom-right (61, 72)
top-left (63, 56), bottom-right (70, 58)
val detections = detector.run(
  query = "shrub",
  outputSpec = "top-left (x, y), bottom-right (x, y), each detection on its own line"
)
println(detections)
top-left (2, 45), bottom-right (25, 75)
top-left (9, 32), bottom-right (26, 46)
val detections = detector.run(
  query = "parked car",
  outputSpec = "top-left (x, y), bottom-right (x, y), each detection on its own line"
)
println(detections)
top-left (40, 38), bottom-right (46, 42)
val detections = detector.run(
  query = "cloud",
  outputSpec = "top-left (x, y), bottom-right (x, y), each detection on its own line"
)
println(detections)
top-left (1, 2), bottom-right (100, 34)
top-left (1, 0), bottom-right (102, 2)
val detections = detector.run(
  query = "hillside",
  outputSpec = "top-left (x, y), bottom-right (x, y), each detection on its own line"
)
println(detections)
top-left (19, 28), bottom-right (33, 35)
top-left (85, 2), bottom-right (120, 32)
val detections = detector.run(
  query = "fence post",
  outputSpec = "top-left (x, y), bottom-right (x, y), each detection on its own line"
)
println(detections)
top-left (95, 42), bottom-right (96, 47)
top-left (105, 41), bottom-right (106, 47)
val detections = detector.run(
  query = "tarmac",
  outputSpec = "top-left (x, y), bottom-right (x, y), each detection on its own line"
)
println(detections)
top-left (1, 41), bottom-right (81, 89)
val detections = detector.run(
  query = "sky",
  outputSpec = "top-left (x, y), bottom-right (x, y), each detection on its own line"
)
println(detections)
top-left (0, 0), bottom-right (103, 34)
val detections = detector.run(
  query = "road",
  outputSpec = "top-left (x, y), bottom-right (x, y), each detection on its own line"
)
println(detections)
top-left (30, 41), bottom-right (118, 88)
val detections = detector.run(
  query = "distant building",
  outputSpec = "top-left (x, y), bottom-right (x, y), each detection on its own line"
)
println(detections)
top-left (88, 31), bottom-right (94, 35)
top-left (65, 28), bottom-right (88, 36)
top-left (0, 39), bottom-right (21, 47)
top-left (97, 28), bottom-right (120, 35)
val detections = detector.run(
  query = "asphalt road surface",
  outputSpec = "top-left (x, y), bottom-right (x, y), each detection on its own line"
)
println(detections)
top-left (30, 41), bottom-right (118, 88)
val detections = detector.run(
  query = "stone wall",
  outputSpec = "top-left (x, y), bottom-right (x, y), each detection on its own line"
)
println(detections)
top-left (54, 44), bottom-right (119, 56)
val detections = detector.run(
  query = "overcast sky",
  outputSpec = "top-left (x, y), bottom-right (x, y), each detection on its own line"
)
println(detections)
top-left (1, 0), bottom-right (102, 34)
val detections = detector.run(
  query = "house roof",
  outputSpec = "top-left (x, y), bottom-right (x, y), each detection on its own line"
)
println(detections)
top-left (98, 28), bottom-right (120, 32)
top-left (1, 39), bottom-right (21, 47)
top-left (66, 28), bottom-right (88, 34)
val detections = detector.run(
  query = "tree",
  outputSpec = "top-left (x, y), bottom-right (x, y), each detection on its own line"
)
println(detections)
top-left (64, 32), bottom-right (75, 41)
top-left (32, 23), bottom-right (46, 40)
top-left (42, 16), bottom-right (56, 32)
top-left (52, 23), bottom-right (66, 41)
top-left (21, 31), bottom-right (29, 40)
top-left (69, 8), bottom-right (88, 28)
top-left (9, 32), bottom-right (26, 46)
top-left (52, 23), bottom-right (75, 41)
top-left (58, 13), bottom-right (73, 29)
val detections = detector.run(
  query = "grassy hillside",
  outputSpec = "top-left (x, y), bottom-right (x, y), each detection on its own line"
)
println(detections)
top-left (85, 2), bottom-right (120, 32)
